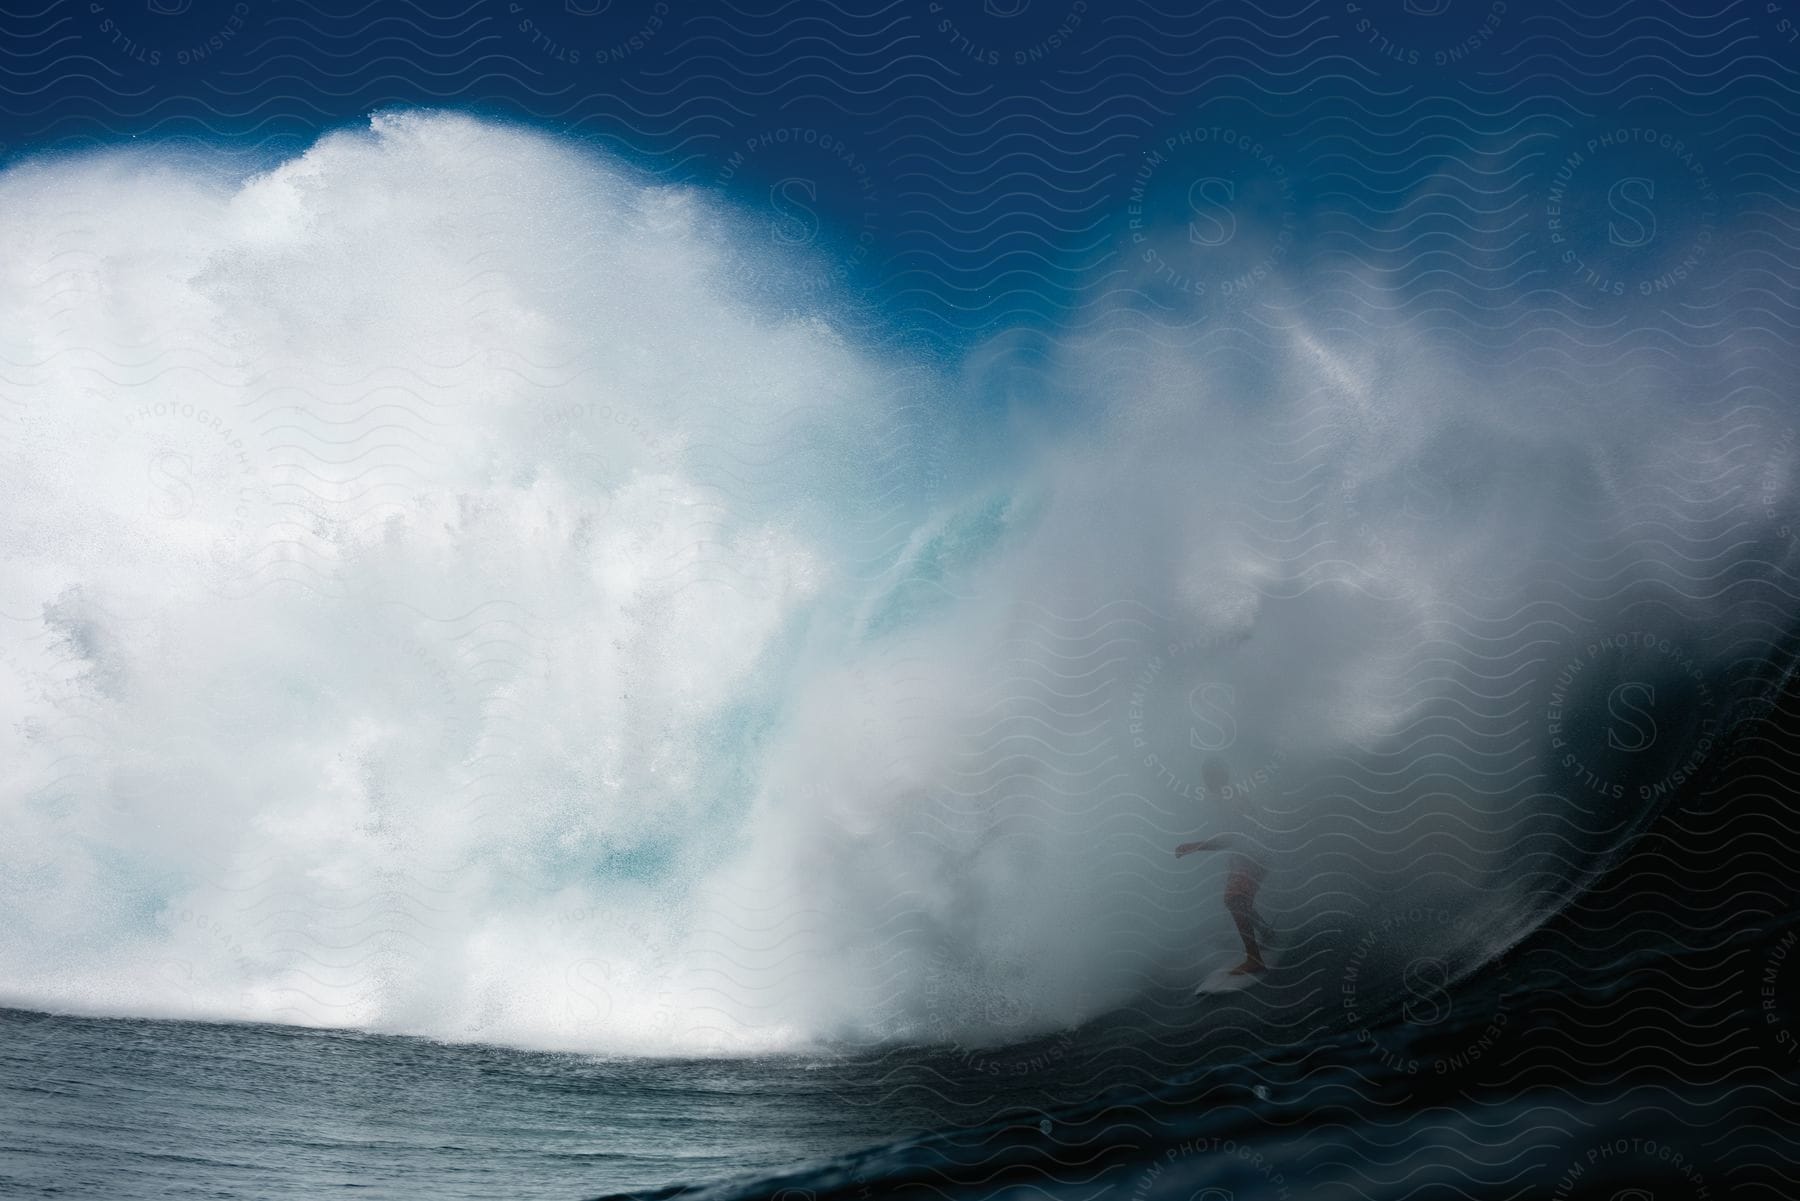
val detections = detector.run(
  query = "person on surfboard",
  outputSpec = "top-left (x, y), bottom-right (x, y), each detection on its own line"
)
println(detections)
top-left (1174, 756), bottom-right (1274, 978)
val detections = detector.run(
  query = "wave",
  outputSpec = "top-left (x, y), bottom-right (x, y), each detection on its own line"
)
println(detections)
top-left (623, 664), bottom-right (1800, 1199)
top-left (1, 110), bottom-right (1794, 1055)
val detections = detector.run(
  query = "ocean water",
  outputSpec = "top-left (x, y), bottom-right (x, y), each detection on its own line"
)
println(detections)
top-left (9, 627), bottom-right (1800, 1201)
top-left (11, 740), bottom-right (1800, 1201)
top-left (0, 1011), bottom-right (912, 1199)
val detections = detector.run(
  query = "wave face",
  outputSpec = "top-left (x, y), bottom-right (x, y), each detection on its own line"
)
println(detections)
top-left (1, 111), bottom-right (1794, 1054)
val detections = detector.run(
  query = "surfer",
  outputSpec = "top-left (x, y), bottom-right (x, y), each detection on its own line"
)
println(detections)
top-left (1174, 756), bottom-right (1273, 978)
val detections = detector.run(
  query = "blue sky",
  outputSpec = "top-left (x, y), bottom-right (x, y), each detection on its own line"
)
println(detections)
top-left (1, 0), bottom-right (1785, 351)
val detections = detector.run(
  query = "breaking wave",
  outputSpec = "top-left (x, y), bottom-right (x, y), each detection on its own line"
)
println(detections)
top-left (1, 111), bottom-right (1793, 1053)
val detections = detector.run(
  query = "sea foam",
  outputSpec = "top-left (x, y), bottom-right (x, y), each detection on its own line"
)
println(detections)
top-left (0, 112), bottom-right (1791, 1053)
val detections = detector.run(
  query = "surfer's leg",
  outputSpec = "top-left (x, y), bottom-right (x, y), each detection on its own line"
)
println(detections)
top-left (1222, 868), bottom-right (1267, 973)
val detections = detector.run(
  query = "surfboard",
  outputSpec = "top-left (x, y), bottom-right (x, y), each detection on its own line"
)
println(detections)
top-left (1193, 967), bottom-right (1264, 995)
top-left (1192, 950), bottom-right (1280, 995)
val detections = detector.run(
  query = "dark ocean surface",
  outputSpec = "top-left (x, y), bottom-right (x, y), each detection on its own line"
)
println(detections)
top-left (0, 1010), bottom-right (910, 1199)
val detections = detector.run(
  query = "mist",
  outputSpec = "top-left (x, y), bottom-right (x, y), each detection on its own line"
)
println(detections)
top-left (1, 111), bottom-right (1792, 1053)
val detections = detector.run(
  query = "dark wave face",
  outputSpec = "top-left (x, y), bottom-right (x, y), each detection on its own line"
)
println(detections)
top-left (2, 3), bottom-right (1800, 1201)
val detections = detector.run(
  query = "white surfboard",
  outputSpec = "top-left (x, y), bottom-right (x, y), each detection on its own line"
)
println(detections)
top-left (1193, 968), bottom-right (1261, 995)
top-left (1192, 951), bottom-right (1280, 995)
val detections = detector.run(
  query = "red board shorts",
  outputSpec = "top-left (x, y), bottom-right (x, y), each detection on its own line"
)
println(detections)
top-left (1224, 855), bottom-right (1268, 914)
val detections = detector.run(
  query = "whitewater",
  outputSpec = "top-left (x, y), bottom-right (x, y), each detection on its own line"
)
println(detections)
top-left (1, 110), bottom-right (1793, 1059)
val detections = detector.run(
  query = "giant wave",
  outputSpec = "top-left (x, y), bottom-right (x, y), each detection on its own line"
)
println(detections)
top-left (1, 111), bottom-right (1794, 1056)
